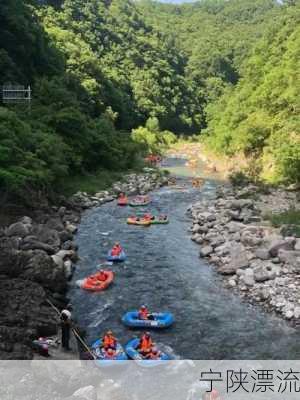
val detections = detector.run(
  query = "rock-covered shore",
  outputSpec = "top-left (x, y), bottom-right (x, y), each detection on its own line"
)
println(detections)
top-left (189, 184), bottom-right (300, 323)
top-left (0, 170), bottom-right (167, 359)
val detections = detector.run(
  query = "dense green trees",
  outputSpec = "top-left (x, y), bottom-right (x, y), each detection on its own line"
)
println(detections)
top-left (0, 0), bottom-right (299, 197)
top-left (204, 2), bottom-right (300, 183)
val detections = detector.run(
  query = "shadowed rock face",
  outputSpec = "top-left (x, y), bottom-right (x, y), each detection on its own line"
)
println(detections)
top-left (0, 279), bottom-right (58, 359)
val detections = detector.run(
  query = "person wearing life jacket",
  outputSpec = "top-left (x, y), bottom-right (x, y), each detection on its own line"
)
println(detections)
top-left (105, 347), bottom-right (116, 359)
top-left (143, 213), bottom-right (154, 222)
top-left (138, 305), bottom-right (150, 320)
top-left (138, 332), bottom-right (153, 355)
top-left (145, 346), bottom-right (161, 360)
top-left (98, 270), bottom-right (107, 281)
top-left (102, 330), bottom-right (117, 350)
top-left (111, 242), bottom-right (122, 256)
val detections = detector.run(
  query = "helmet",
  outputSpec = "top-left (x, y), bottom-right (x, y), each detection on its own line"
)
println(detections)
top-left (145, 331), bottom-right (150, 337)
top-left (107, 348), bottom-right (114, 354)
top-left (141, 305), bottom-right (147, 310)
top-left (152, 347), bottom-right (158, 354)
top-left (107, 330), bottom-right (113, 335)
top-left (99, 269), bottom-right (104, 273)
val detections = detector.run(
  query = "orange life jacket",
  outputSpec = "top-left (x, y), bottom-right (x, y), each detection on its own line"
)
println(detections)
top-left (103, 335), bottom-right (116, 348)
top-left (139, 335), bottom-right (153, 352)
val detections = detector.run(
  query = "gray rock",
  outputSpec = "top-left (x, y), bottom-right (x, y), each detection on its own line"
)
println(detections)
top-left (268, 237), bottom-right (296, 257)
top-left (6, 222), bottom-right (30, 238)
top-left (255, 248), bottom-right (270, 260)
top-left (20, 240), bottom-right (55, 255)
top-left (254, 262), bottom-right (277, 282)
top-left (227, 222), bottom-right (246, 233)
top-left (258, 288), bottom-right (270, 301)
top-left (230, 199), bottom-right (254, 210)
top-left (240, 269), bottom-right (255, 286)
top-left (65, 222), bottom-right (78, 234)
top-left (295, 239), bottom-right (300, 251)
top-left (278, 249), bottom-right (300, 269)
top-left (293, 307), bottom-right (300, 319)
top-left (200, 246), bottom-right (213, 257)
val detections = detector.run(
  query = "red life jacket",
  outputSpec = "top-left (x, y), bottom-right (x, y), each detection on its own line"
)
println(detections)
top-left (138, 309), bottom-right (149, 320)
top-left (98, 272), bottom-right (107, 281)
top-left (111, 245), bottom-right (122, 256)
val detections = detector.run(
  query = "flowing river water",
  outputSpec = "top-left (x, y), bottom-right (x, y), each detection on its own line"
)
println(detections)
top-left (69, 158), bottom-right (300, 359)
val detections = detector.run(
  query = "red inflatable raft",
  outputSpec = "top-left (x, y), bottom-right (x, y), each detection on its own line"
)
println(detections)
top-left (81, 271), bottom-right (114, 292)
top-left (117, 196), bottom-right (128, 206)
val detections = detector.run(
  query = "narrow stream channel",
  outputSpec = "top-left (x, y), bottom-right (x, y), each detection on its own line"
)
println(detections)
top-left (69, 158), bottom-right (300, 359)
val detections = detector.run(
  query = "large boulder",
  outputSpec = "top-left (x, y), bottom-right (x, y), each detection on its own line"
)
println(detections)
top-left (21, 250), bottom-right (66, 292)
top-left (200, 245), bottom-right (213, 257)
top-left (20, 238), bottom-right (56, 255)
top-left (32, 225), bottom-right (61, 249)
top-left (0, 278), bottom-right (58, 359)
top-left (0, 237), bottom-right (23, 276)
top-left (268, 237), bottom-right (296, 257)
top-left (218, 243), bottom-right (249, 275)
top-left (253, 261), bottom-right (278, 282)
top-left (6, 222), bottom-right (30, 238)
top-left (278, 249), bottom-right (300, 269)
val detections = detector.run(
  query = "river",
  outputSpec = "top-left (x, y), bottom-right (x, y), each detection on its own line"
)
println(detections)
top-left (69, 158), bottom-right (300, 359)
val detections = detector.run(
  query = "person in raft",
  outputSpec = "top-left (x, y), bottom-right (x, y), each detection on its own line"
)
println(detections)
top-left (145, 346), bottom-right (161, 360)
top-left (138, 332), bottom-right (153, 356)
top-left (102, 330), bottom-right (117, 351)
top-left (143, 213), bottom-right (154, 221)
top-left (111, 242), bottom-right (122, 256)
top-left (105, 347), bottom-right (116, 359)
top-left (97, 269), bottom-right (107, 281)
top-left (138, 305), bottom-right (150, 320)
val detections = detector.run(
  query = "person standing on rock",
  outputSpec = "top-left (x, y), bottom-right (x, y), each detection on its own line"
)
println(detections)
top-left (60, 308), bottom-right (72, 351)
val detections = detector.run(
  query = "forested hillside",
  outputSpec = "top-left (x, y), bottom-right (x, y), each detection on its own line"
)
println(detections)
top-left (0, 0), bottom-right (299, 201)
top-left (138, 0), bottom-right (300, 184)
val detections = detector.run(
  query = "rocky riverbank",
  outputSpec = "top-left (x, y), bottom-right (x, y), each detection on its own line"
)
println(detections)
top-left (189, 184), bottom-right (300, 323)
top-left (0, 169), bottom-right (167, 359)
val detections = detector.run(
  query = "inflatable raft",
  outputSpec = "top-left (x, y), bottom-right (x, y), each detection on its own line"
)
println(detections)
top-left (125, 338), bottom-right (171, 367)
top-left (107, 250), bottom-right (126, 262)
top-left (127, 217), bottom-right (151, 226)
top-left (150, 216), bottom-right (169, 225)
top-left (129, 196), bottom-right (151, 207)
top-left (122, 311), bottom-right (174, 329)
top-left (81, 271), bottom-right (114, 292)
top-left (92, 339), bottom-right (128, 367)
top-left (117, 197), bottom-right (128, 206)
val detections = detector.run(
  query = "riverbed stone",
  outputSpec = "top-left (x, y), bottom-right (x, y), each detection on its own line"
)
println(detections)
top-left (227, 221), bottom-right (245, 233)
top-left (200, 245), bottom-right (213, 257)
top-left (268, 237), bottom-right (296, 257)
top-left (253, 262), bottom-right (277, 282)
top-left (255, 248), bottom-right (270, 260)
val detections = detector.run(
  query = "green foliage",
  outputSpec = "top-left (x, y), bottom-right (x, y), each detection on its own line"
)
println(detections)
top-left (0, 0), bottom-right (298, 199)
top-left (204, 2), bottom-right (300, 183)
top-left (132, 117), bottom-right (177, 155)
top-left (265, 208), bottom-right (300, 237)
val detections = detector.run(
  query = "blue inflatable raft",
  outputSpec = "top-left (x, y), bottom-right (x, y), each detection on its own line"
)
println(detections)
top-left (125, 338), bottom-right (171, 367)
top-left (122, 311), bottom-right (174, 329)
top-left (107, 250), bottom-right (126, 262)
top-left (91, 339), bottom-right (128, 367)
